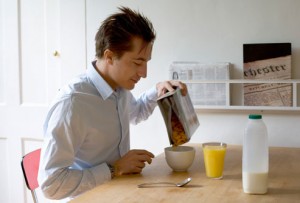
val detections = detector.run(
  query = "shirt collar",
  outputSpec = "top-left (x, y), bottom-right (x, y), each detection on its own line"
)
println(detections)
top-left (87, 61), bottom-right (114, 100)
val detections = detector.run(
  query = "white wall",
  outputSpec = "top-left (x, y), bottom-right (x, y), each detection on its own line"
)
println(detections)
top-left (86, 0), bottom-right (300, 155)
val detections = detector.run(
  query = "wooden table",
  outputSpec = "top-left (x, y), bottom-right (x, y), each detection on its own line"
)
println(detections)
top-left (70, 144), bottom-right (300, 203)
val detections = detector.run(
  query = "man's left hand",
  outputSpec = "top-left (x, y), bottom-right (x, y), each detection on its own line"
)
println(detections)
top-left (156, 80), bottom-right (187, 97)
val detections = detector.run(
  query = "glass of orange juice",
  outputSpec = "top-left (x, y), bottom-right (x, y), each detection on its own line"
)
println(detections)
top-left (202, 142), bottom-right (227, 179)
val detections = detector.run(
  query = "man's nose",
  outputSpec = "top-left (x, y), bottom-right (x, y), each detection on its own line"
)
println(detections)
top-left (138, 64), bottom-right (147, 78)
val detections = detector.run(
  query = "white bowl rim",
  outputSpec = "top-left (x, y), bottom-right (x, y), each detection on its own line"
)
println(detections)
top-left (164, 146), bottom-right (195, 152)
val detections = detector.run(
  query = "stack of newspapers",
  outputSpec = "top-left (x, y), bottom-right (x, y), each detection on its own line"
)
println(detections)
top-left (169, 61), bottom-right (231, 106)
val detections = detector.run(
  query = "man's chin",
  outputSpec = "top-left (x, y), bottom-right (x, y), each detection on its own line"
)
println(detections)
top-left (124, 84), bottom-right (135, 90)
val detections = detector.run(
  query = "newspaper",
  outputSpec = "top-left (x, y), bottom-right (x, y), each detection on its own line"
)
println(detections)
top-left (243, 43), bottom-right (292, 106)
top-left (169, 62), bottom-right (230, 105)
top-left (157, 88), bottom-right (200, 146)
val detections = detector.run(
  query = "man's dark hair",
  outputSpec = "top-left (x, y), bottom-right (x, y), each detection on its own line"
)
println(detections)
top-left (95, 7), bottom-right (156, 59)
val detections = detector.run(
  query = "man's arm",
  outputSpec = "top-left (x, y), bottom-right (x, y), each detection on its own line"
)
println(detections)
top-left (129, 80), bottom-right (187, 125)
top-left (38, 101), bottom-right (111, 200)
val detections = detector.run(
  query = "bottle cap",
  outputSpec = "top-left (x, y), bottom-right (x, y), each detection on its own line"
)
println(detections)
top-left (249, 114), bottom-right (262, 119)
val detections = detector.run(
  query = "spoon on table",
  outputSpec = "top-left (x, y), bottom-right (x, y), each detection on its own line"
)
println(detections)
top-left (138, 177), bottom-right (192, 188)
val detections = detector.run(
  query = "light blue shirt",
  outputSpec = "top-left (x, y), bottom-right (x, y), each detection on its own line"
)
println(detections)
top-left (38, 61), bottom-right (158, 200)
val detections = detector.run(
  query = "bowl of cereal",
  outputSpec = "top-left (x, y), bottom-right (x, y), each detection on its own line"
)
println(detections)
top-left (164, 146), bottom-right (195, 172)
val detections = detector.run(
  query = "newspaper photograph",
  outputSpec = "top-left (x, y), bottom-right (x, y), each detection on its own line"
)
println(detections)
top-left (243, 43), bottom-right (292, 106)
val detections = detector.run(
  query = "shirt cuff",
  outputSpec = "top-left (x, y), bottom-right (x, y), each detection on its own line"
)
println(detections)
top-left (89, 163), bottom-right (112, 186)
top-left (145, 85), bottom-right (158, 102)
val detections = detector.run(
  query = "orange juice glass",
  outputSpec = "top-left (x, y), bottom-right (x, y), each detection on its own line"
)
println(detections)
top-left (202, 142), bottom-right (227, 179)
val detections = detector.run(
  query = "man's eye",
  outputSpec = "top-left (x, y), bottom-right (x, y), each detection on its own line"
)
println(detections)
top-left (134, 62), bottom-right (142, 66)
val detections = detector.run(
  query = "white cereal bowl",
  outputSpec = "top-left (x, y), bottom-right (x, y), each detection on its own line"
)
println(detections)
top-left (164, 146), bottom-right (195, 172)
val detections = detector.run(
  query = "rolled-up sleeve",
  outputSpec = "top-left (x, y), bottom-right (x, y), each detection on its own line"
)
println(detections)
top-left (38, 99), bottom-right (112, 200)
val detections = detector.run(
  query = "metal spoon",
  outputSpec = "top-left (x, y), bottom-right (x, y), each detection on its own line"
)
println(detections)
top-left (138, 177), bottom-right (192, 188)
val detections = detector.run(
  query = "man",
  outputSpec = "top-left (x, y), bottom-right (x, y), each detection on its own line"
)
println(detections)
top-left (38, 7), bottom-right (187, 200)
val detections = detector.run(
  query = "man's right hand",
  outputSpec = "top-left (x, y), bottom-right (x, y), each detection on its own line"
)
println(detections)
top-left (113, 149), bottom-right (155, 176)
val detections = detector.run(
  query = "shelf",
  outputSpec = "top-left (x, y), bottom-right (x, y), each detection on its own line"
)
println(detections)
top-left (183, 79), bottom-right (300, 112)
top-left (194, 105), bottom-right (300, 111)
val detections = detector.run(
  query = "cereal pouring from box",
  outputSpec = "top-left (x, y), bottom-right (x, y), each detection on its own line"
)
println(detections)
top-left (157, 88), bottom-right (200, 146)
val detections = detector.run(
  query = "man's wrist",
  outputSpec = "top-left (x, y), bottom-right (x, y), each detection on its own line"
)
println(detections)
top-left (108, 164), bottom-right (115, 179)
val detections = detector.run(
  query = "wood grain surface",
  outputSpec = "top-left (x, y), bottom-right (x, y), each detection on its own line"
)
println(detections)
top-left (70, 144), bottom-right (300, 203)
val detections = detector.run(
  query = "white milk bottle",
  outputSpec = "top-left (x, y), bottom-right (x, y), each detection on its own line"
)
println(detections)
top-left (242, 114), bottom-right (268, 194)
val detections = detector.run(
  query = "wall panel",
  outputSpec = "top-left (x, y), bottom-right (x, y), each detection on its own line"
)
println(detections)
top-left (0, 138), bottom-right (9, 203)
top-left (0, 0), bottom-right (4, 103)
top-left (20, 0), bottom-right (47, 104)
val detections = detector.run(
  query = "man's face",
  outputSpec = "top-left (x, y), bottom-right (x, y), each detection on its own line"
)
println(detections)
top-left (109, 37), bottom-right (153, 90)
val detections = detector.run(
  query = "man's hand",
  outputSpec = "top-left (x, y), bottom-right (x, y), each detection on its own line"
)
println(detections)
top-left (113, 150), bottom-right (155, 176)
top-left (156, 80), bottom-right (187, 97)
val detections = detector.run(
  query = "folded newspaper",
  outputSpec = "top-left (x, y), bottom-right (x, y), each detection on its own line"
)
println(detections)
top-left (157, 88), bottom-right (200, 146)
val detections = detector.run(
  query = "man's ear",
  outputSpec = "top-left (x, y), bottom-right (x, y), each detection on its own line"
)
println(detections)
top-left (103, 49), bottom-right (115, 65)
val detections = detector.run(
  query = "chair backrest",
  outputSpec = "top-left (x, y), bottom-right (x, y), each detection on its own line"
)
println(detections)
top-left (21, 148), bottom-right (41, 203)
